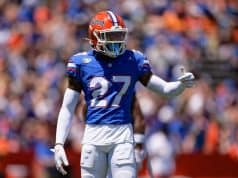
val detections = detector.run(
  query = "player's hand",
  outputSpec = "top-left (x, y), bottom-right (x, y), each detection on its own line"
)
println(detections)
top-left (178, 67), bottom-right (195, 88)
top-left (134, 134), bottom-right (145, 170)
top-left (52, 144), bottom-right (69, 175)
top-left (135, 146), bottom-right (145, 170)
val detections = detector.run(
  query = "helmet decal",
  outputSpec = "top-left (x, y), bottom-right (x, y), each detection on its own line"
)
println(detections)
top-left (90, 19), bottom-right (104, 27)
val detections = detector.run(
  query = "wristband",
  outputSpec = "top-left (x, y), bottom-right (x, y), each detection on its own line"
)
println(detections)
top-left (134, 133), bottom-right (145, 144)
top-left (55, 143), bottom-right (64, 146)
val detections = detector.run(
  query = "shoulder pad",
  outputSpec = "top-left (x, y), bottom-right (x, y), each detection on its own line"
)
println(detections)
top-left (131, 49), bottom-right (146, 59)
top-left (69, 52), bottom-right (93, 65)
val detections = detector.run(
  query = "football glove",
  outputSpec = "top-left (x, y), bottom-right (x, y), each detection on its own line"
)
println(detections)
top-left (51, 144), bottom-right (69, 175)
top-left (135, 147), bottom-right (145, 170)
top-left (178, 67), bottom-right (195, 88)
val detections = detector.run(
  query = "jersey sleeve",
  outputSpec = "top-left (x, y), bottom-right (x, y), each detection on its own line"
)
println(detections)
top-left (66, 60), bottom-right (77, 78)
top-left (66, 56), bottom-right (80, 79)
top-left (135, 50), bottom-right (151, 77)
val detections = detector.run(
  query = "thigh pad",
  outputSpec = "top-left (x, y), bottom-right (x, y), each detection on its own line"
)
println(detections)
top-left (81, 145), bottom-right (97, 168)
top-left (112, 142), bottom-right (135, 166)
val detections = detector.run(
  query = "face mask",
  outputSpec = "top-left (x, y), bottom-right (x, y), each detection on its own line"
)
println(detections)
top-left (105, 43), bottom-right (122, 57)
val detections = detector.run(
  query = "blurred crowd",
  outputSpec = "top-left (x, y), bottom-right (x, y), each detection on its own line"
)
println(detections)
top-left (0, 0), bottom-right (238, 177)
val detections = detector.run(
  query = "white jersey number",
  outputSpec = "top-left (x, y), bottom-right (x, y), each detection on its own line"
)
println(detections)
top-left (89, 76), bottom-right (131, 107)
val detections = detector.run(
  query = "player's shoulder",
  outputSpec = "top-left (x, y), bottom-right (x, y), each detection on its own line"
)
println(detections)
top-left (125, 49), bottom-right (146, 60)
top-left (125, 49), bottom-right (148, 65)
top-left (69, 50), bottom-right (95, 65)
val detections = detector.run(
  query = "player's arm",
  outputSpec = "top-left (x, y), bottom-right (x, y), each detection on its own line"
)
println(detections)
top-left (134, 50), bottom-right (194, 97)
top-left (132, 94), bottom-right (146, 170)
top-left (55, 77), bottom-right (82, 145)
top-left (132, 94), bottom-right (145, 145)
top-left (80, 96), bottom-right (87, 122)
top-left (132, 94), bottom-right (145, 135)
top-left (139, 70), bottom-right (194, 97)
top-left (53, 77), bottom-right (82, 175)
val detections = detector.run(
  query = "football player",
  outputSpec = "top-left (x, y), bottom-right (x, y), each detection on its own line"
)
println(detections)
top-left (53, 11), bottom-right (194, 178)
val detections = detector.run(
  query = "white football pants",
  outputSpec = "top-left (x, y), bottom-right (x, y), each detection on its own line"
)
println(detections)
top-left (80, 142), bottom-right (136, 178)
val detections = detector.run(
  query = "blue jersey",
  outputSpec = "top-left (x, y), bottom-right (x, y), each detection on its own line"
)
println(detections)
top-left (66, 50), bottom-right (151, 124)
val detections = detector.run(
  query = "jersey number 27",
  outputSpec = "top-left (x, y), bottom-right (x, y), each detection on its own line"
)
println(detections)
top-left (89, 76), bottom-right (131, 107)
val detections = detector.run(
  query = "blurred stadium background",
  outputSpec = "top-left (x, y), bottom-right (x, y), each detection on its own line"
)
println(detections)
top-left (0, 0), bottom-right (238, 178)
